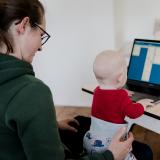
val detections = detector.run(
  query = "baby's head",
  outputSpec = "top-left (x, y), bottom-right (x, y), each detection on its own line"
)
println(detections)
top-left (93, 50), bottom-right (127, 89)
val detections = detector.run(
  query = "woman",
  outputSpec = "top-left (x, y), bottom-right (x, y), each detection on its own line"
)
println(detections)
top-left (0, 0), bottom-right (152, 160)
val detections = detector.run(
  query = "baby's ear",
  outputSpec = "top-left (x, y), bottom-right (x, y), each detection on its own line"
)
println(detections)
top-left (117, 72), bottom-right (123, 83)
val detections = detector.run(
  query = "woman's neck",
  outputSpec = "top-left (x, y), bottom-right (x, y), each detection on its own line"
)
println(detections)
top-left (0, 45), bottom-right (7, 54)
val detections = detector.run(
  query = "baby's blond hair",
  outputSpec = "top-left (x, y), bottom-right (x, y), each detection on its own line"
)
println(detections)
top-left (93, 50), bottom-right (126, 86)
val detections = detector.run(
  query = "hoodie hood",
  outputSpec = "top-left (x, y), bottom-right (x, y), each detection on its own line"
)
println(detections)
top-left (0, 54), bottom-right (35, 85)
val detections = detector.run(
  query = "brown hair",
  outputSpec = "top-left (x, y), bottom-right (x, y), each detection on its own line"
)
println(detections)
top-left (0, 0), bottom-right (45, 53)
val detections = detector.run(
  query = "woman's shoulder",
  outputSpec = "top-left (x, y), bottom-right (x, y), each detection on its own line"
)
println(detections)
top-left (17, 74), bottom-right (51, 95)
top-left (6, 75), bottom-right (53, 116)
top-left (24, 75), bottom-right (50, 91)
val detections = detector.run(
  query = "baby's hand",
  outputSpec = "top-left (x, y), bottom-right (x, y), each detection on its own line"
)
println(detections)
top-left (137, 99), bottom-right (154, 110)
top-left (124, 89), bottom-right (134, 97)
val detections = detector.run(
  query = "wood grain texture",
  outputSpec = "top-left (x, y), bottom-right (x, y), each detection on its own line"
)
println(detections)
top-left (55, 106), bottom-right (91, 121)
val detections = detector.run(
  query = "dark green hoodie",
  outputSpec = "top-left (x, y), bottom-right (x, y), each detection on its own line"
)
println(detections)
top-left (0, 54), bottom-right (113, 160)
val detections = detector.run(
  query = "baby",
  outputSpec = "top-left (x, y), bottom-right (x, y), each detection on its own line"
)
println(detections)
top-left (83, 50), bottom-right (153, 160)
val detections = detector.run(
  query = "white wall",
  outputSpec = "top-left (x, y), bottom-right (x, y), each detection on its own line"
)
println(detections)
top-left (115, 0), bottom-right (160, 50)
top-left (33, 0), bottom-right (115, 106)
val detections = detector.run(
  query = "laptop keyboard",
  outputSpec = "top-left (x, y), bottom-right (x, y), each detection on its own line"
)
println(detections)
top-left (130, 91), bottom-right (160, 102)
top-left (153, 99), bottom-right (160, 105)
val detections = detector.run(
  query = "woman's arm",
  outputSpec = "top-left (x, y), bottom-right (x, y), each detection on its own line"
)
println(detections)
top-left (8, 82), bottom-right (133, 160)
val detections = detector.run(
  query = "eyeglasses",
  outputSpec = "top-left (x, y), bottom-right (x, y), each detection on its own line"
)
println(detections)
top-left (35, 23), bottom-right (51, 46)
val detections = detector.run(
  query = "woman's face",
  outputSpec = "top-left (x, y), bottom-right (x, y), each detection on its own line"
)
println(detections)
top-left (22, 17), bottom-right (46, 63)
top-left (11, 16), bottom-right (46, 63)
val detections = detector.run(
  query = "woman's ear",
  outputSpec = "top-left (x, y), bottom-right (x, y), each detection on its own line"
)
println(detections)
top-left (16, 17), bottom-right (30, 34)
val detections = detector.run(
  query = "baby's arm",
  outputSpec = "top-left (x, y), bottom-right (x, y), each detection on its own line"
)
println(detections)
top-left (124, 89), bottom-right (134, 97)
top-left (121, 90), bottom-right (146, 118)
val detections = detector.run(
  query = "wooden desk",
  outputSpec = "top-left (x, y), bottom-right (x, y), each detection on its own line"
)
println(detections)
top-left (82, 84), bottom-right (160, 134)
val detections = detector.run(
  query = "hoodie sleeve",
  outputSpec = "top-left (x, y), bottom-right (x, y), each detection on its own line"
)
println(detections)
top-left (6, 82), bottom-right (65, 160)
top-left (5, 81), bottom-right (113, 160)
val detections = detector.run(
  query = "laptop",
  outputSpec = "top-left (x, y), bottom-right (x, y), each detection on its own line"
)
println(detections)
top-left (126, 39), bottom-right (160, 101)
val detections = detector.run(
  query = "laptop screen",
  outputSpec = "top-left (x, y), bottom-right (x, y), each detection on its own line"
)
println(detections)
top-left (127, 39), bottom-right (160, 95)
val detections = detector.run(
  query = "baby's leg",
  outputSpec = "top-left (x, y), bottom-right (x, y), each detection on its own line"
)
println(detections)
top-left (83, 131), bottom-right (111, 154)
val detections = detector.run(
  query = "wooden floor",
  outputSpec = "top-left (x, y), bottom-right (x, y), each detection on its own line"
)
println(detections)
top-left (55, 106), bottom-right (91, 121)
top-left (55, 106), bottom-right (160, 160)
